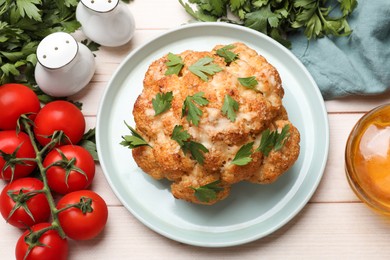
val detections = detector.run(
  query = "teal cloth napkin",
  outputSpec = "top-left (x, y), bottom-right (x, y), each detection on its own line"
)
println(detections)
top-left (290, 0), bottom-right (390, 99)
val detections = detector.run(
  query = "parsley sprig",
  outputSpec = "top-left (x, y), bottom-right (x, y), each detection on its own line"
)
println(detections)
top-left (152, 91), bottom-right (173, 116)
top-left (258, 124), bottom-right (290, 156)
top-left (191, 180), bottom-right (224, 203)
top-left (231, 142), bottom-right (254, 166)
top-left (221, 94), bottom-right (239, 122)
top-left (188, 57), bottom-right (223, 81)
top-left (120, 121), bottom-right (151, 149)
top-left (182, 92), bottom-right (209, 126)
top-left (171, 125), bottom-right (209, 165)
top-left (165, 53), bottom-right (184, 76)
top-left (0, 0), bottom-right (81, 86)
top-left (216, 44), bottom-right (238, 64)
top-left (179, 0), bottom-right (357, 47)
top-left (238, 76), bottom-right (259, 91)
top-left (231, 125), bottom-right (290, 166)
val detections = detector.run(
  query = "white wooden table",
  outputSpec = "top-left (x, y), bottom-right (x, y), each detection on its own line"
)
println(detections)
top-left (2, 1), bottom-right (390, 259)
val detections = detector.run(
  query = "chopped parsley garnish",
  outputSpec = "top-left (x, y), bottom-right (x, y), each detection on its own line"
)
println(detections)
top-left (192, 180), bottom-right (224, 203)
top-left (152, 91), bottom-right (173, 116)
top-left (181, 92), bottom-right (209, 126)
top-left (231, 142), bottom-right (254, 166)
top-left (231, 125), bottom-right (291, 165)
top-left (257, 124), bottom-right (290, 156)
top-left (171, 125), bottom-right (209, 165)
top-left (171, 125), bottom-right (191, 146)
top-left (221, 94), bottom-right (239, 122)
top-left (238, 76), bottom-right (259, 90)
top-left (216, 44), bottom-right (238, 63)
top-left (120, 121), bottom-right (151, 149)
top-left (188, 56), bottom-right (223, 81)
top-left (165, 53), bottom-right (184, 76)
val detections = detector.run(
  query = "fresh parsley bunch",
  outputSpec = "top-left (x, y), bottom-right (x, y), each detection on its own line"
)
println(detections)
top-left (0, 0), bottom-right (81, 86)
top-left (179, 0), bottom-right (358, 47)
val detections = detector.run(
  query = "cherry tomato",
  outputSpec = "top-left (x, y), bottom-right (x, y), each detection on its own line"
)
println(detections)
top-left (43, 145), bottom-right (95, 194)
top-left (0, 178), bottom-right (50, 228)
top-left (15, 222), bottom-right (68, 260)
top-left (57, 190), bottom-right (108, 240)
top-left (0, 130), bottom-right (37, 180)
top-left (33, 100), bottom-right (85, 146)
top-left (0, 83), bottom-right (41, 130)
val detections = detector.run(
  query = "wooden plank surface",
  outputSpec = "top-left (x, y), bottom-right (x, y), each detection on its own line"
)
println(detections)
top-left (1, 0), bottom-right (390, 259)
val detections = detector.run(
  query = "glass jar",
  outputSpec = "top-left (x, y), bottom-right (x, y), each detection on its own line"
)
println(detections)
top-left (345, 104), bottom-right (390, 215)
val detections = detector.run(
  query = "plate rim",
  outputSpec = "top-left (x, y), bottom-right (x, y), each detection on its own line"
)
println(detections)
top-left (96, 22), bottom-right (330, 247)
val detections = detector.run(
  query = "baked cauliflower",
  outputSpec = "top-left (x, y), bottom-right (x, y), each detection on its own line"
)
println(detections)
top-left (122, 42), bottom-right (300, 205)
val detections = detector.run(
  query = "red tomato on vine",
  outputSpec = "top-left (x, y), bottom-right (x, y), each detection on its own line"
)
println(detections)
top-left (0, 178), bottom-right (50, 228)
top-left (33, 100), bottom-right (85, 146)
top-left (57, 190), bottom-right (108, 240)
top-left (15, 222), bottom-right (68, 260)
top-left (0, 130), bottom-right (37, 181)
top-left (0, 83), bottom-right (41, 130)
top-left (43, 145), bottom-right (95, 194)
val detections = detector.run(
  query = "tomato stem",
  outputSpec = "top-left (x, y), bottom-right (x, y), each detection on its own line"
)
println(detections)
top-left (21, 118), bottom-right (67, 238)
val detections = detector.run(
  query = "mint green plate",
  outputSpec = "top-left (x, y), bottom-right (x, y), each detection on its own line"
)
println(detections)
top-left (96, 23), bottom-right (329, 247)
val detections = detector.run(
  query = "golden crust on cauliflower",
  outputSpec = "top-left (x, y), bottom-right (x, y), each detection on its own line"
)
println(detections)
top-left (131, 42), bottom-right (300, 205)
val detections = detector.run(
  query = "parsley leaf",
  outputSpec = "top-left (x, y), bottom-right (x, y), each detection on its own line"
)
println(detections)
top-left (231, 142), bottom-right (254, 166)
top-left (238, 76), bottom-right (258, 90)
top-left (165, 53), bottom-right (184, 76)
top-left (256, 125), bottom-right (290, 156)
top-left (221, 94), bottom-right (239, 122)
top-left (179, 0), bottom-right (357, 47)
top-left (216, 44), bottom-right (238, 63)
top-left (182, 92), bottom-right (209, 126)
top-left (16, 0), bottom-right (42, 21)
top-left (188, 57), bottom-right (223, 81)
top-left (245, 5), bottom-right (281, 35)
top-left (120, 121), bottom-right (151, 149)
top-left (192, 180), bottom-right (224, 203)
top-left (171, 125), bottom-right (190, 146)
top-left (182, 141), bottom-right (209, 165)
top-left (152, 91), bottom-right (173, 116)
top-left (171, 125), bottom-right (209, 164)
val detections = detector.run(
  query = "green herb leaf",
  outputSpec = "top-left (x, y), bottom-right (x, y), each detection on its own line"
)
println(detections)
top-left (171, 125), bottom-right (191, 146)
top-left (120, 121), bottom-right (151, 149)
top-left (171, 125), bottom-right (209, 164)
top-left (231, 142), bottom-right (254, 166)
top-left (182, 141), bottom-right (209, 165)
top-left (152, 91), bottom-right (173, 116)
top-left (16, 0), bottom-right (42, 21)
top-left (79, 128), bottom-right (98, 161)
top-left (81, 39), bottom-right (100, 52)
top-left (165, 53), bottom-right (184, 76)
top-left (188, 56), bottom-right (223, 81)
top-left (256, 125), bottom-right (290, 156)
top-left (179, 0), bottom-right (356, 47)
top-left (216, 44), bottom-right (238, 63)
top-left (221, 94), bottom-right (239, 122)
top-left (238, 76), bottom-right (258, 90)
top-left (178, 0), bottom-right (218, 22)
top-left (273, 124), bottom-right (290, 151)
top-left (182, 92), bottom-right (209, 126)
top-left (192, 180), bottom-right (224, 203)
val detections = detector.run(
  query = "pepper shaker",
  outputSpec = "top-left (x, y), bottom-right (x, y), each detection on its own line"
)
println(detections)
top-left (34, 32), bottom-right (96, 97)
top-left (76, 0), bottom-right (136, 47)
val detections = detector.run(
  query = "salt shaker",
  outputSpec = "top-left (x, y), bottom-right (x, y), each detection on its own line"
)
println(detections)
top-left (76, 0), bottom-right (136, 47)
top-left (34, 32), bottom-right (96, 97)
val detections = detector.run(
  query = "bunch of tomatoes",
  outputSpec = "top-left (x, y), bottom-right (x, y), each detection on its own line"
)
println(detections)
top-left (0, 83), bottom-right (108, 260)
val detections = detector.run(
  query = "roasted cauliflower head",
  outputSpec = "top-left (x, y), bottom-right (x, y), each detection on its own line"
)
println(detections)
top-left (127, 42), bottom-right (300, 205)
